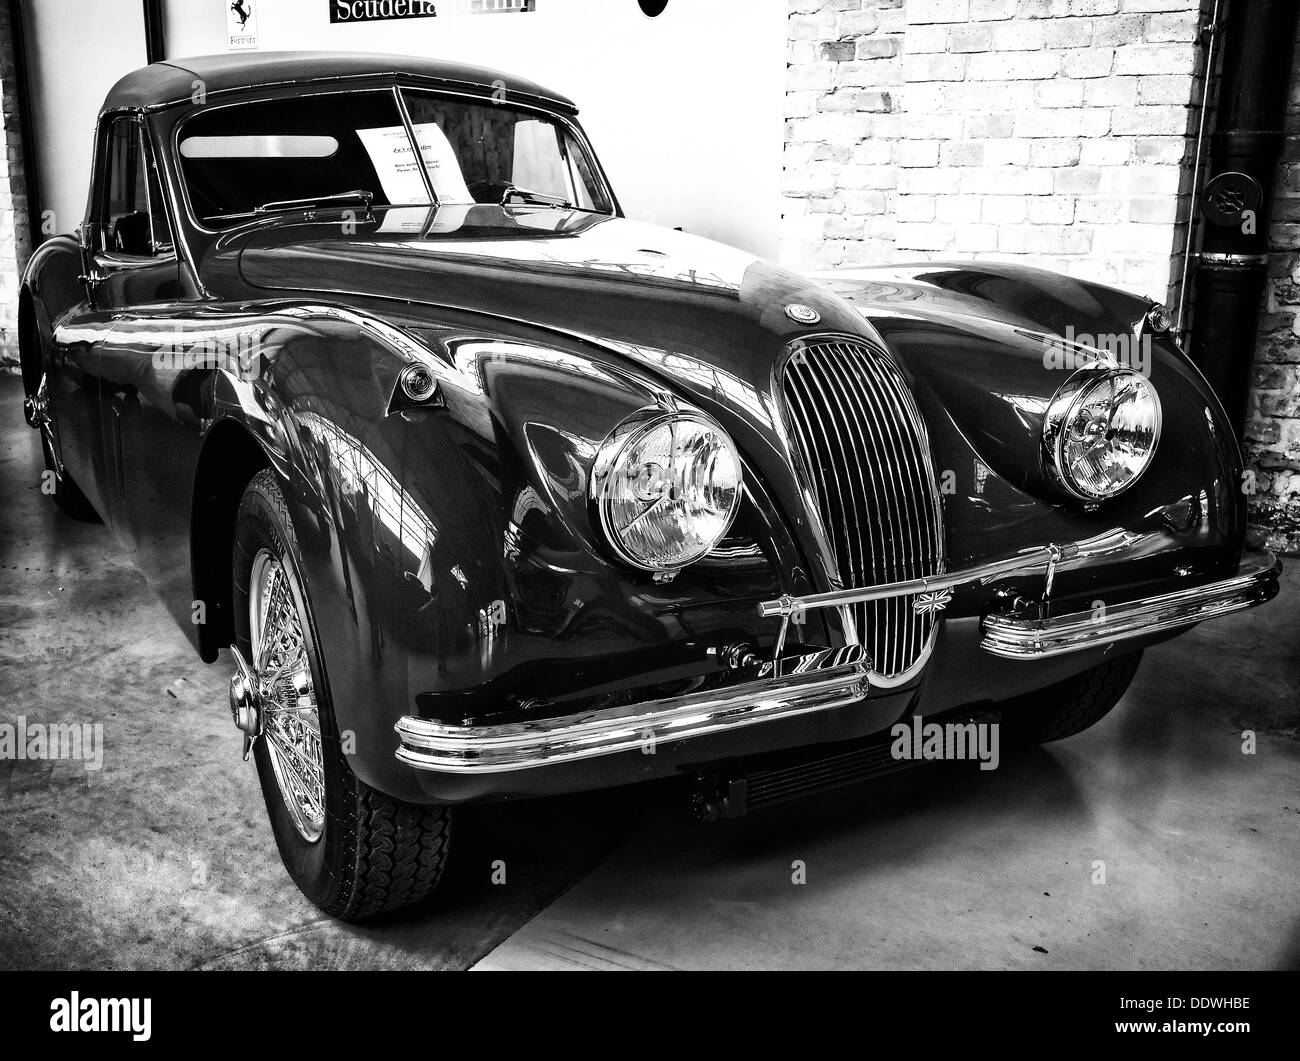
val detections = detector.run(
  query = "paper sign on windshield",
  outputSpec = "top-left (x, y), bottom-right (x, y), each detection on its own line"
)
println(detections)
top-left (357, 123), bottom-right (474, 206)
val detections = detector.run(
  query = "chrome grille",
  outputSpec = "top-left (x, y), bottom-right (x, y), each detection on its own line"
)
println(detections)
top-left (779, 336), bottom-right (945, 684)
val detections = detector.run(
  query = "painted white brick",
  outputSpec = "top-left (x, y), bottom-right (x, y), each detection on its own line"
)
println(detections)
top-left (1084, 76), bottom-right (1138, 106)
top-left (1058, 47), bottom-right (1115, 78)
top-left (965, 113), bottom-right (1017, 137)
top-left (1144, 10), bottom-right (1199, 42)
top-left (1092, 15), bottom-right (1147, 48)
top-left (1068, 0), bottom-right (1120, 14)
top-left (895, 222), bottom-right (957, 250)
top-left (936, 196), bottom-right (984, 223)
top-left (1043, 19), bottom-right (1093, 48)
top-left (1019, 0), bottom-right (1072, 17)
top-left (903, 53), bottom-right (968, 80)
top-left (788, 63), bottom-right (838, 91)
top-left (1036, 78), bottom-right (1086, 107)
top-left (955, 223), bottom-right (1001, 250)
top-left (1080, 138), bottom-right (1134, 165)
top-left (1111, 104), bottom-right (1189, 135)
top-left (898, 168), bottom-right (957, 193)
top-left (1137, 73), bottom-right (1192, 104)
top-left (1015, 107), bottom-right (1111, 137)
top-left (1029, 138), bottom-right (1084, 166)
top-left (839, 10), bottom-right (881, 37)
top-left (1120, 0), bottom-right (1197, 11)
top-left (897, 139), bottom-right (941, 166)
top-left (851, 140), bottom-right (895, 165)
top-left (942, 141), bottom-right (986, 166)
top-left (896, 194), bottom-right (938, 221)
top-left (967, 51), bottom-right (1061, 79)
top-left (969, 0), bottom-right (1018, 19)
top-left (985, 138), bottom-right (1033, 166)
top-left (1054, 167), bottom-right (1106, 193)
top-left (948, 24), bottom-right (994, 51)
top-left (839, 62), bottom-right (905, 86)
top-left (961, 167), bottom-right (1054, 194)
top-left (982, 196), bottom-right (1028, 223)
top-left (844, 190), bottom-right (891, 215)
top-left (790, 13), bottom-right (838, 40)
top-left (907, 0), bottom-right (970, 24)
top-left (1099, 164), bottom-right (1181, 195)
top-left (1133, 136), bottom-right (1187, 164)
top-left (1113, 43), bottom-right (1197, 76)
top-left (896, 113), bottom-right (965, 138)
top-left (990, 20), bottom-right (1046, 50)
top-left (1129, 197), bottom-right (1179, 224)
top-left (1028, 196), bottom-right (1077, 223)
top-left (840, 165), bottom-right (900, 189)
top-left (998, 224), bottom-right (1094, 253)
top-left (906, 24), bottom-right (950, 52)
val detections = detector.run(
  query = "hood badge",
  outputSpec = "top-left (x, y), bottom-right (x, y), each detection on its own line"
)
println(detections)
top-left (785, 304), bottom-right (821, 326)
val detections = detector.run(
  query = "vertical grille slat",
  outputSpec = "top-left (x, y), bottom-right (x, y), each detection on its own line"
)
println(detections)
top-left (780, 336), bottom-right (946, 684)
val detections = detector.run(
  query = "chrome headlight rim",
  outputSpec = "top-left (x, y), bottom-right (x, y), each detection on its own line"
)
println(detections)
top-left (589, 407), bottom-right (743, 573)
top-left (1042, 366), bottom-right (1163, 502)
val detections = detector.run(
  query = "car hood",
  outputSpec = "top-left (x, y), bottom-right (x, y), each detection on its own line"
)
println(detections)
top-left (227, 207), bottom-right (876, 391)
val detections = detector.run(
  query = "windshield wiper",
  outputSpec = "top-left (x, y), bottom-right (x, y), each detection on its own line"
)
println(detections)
top-left (206, 189), bottom-right (375, 224)
top-left (503, 186), bottom-right (573, 209)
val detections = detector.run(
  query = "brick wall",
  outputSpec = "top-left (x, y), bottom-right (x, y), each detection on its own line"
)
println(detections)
top-left (782, 0), bottom-right (1205, 306)
top-left (0, 2), bottom-right (31, 372)
top-left (783, 0), bottom-right (1300, 555)
top-left (1246, 22), bottom-right (1300, 555)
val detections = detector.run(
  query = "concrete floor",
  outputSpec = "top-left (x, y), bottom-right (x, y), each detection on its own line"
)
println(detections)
top-left (1, 373), bottom-right (1297, 970)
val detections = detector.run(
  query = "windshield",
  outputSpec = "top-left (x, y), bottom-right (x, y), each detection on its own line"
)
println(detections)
top-left (176, 88), bottom-right (614, 229)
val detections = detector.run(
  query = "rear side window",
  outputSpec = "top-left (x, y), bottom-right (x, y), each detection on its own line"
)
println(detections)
top-left (96, 117), bottom-right (173, 257)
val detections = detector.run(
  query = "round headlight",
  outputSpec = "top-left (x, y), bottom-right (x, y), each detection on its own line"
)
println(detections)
top-left (1043, 368), bottom-right (1161, 500)
top-left (591, 410), bottom-right (742, 572)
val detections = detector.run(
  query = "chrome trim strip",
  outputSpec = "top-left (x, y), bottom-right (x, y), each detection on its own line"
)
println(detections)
top-left (757, 527), bottom-right (1155, 619)
top-left (980, 552), bottom-right (1281, 659)
top-left (394, 651), bottom-right (869, 774)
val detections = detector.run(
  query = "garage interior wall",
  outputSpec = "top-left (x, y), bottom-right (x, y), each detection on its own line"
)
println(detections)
top-left (164, 0), bottom-right (787, 260)
top-left (0, 2), bottom-right (30, 367)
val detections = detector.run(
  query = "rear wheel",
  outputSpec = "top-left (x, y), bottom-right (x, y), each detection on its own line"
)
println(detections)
top-left (232, 469), bottom-right (451, 919)
top-left (1001, 650), bottom-right (1142, 743)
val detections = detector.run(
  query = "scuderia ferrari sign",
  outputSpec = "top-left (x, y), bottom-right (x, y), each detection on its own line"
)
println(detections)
top-left (329, 0), bottom-right (535, 22)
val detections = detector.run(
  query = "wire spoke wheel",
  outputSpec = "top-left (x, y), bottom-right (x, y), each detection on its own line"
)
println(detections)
top-left (250, 548), bottom-right (326, 842)
top-left (235, 469), bottom-right (451, 918)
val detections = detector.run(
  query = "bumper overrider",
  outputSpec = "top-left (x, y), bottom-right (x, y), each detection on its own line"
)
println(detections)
top-left (394, 532), bottom-right (1281, 775)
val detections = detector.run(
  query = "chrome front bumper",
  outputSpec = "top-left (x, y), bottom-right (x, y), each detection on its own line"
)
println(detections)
top-left (395, 647), bottom-right (868, 774)
top-left (394, 538), bottom-right (1280, 775)
top-left (981, 551), bottom-right (1281, 658)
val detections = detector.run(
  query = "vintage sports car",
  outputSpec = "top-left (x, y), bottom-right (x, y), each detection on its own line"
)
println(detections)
top-left (19, 52), bottom-right (1281, 919)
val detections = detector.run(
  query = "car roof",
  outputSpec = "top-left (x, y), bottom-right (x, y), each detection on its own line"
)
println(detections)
top-left (102, 51), bottom-right (577, 115)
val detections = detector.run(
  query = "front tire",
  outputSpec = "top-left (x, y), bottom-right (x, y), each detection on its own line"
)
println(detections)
top-left (233, 469), bottom-right (451, 919)
top-left (1002, 650), bottom-right (1142, 743)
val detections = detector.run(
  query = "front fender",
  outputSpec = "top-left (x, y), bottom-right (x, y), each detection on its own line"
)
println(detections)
top-left (212, 307), bottom-right (793, 800)
top-left (816, 263), bottom-right (1247, 574)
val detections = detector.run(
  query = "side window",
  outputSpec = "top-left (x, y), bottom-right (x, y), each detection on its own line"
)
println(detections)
top-left (97, 118), bottom-right (173, 258)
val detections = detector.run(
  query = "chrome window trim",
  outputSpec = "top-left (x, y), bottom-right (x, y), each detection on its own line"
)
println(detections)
top-left (168, 81), bottom-right (620, 241)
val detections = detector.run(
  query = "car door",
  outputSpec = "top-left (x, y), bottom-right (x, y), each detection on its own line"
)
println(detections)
top-left (86, 114), bottom-right (202, 623)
